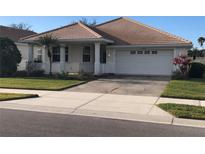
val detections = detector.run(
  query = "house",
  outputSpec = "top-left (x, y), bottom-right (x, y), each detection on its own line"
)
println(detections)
top-left (20, 17), bottom-right (192, 76)
top-left (0, 25), bottom-right (37, 70)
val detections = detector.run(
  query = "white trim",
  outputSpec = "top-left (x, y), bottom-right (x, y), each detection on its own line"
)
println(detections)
top-left (107, 44), bottom-right (193, 48)
top-left (20, 38), bottom-right (114, 44)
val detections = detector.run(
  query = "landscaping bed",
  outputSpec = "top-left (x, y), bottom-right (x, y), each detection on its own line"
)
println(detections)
top-left (158, 103), bottom-right (205, 120)
top-left (0, 93), bottom-right (38, 101)
top-left (0, 77), bottom-right (85, 90)
top-left (161, 79), bottom-right (205, 100)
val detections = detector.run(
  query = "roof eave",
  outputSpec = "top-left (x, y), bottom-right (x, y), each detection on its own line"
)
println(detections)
top-left (107, 43), bottom-right (193, 48)
top-left (20, 38), bottom-right (114, 44)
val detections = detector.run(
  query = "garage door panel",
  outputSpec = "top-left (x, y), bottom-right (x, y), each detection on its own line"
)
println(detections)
top-left (116, 50), bottom-right (172, 75)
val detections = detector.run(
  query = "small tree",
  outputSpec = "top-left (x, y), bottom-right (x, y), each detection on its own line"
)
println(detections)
top-left (36, 34), bottom-right (58, 76)
top-left (10, 22), bottom-right (32, 31)
top-left (173, 55), bottom-right (192, 77)
top-left (0, 37), bottom-right (21, 76)
top-left (198, 37), bottom-right (205, 49)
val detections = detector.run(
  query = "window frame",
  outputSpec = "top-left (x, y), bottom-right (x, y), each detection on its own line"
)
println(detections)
top-left (137, 51), bottom-right (143, 54)
top-left (65, 47), bottom-right (69, 62)
top-left (52, 46), bottom-right (60, 62)
top-left (130, 50), bottom-right (136, 55)
top-left (144, 50), bottom-right (150, 54)
top-left (152, 50), bottom-right (158, 54)
top-left (100, 45), bottom-right (106, 64)
top-left (83, 46), bottom-right (91, 62)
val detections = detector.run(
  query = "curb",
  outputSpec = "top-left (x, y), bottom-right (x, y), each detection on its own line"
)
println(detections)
top-left (1, 102), bottom-right (205, 128)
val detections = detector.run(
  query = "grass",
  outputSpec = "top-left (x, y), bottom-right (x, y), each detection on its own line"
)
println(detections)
top-left (161, 78), bottom-right (205, 100)
top-left (0, 93), bottom-right (38, 101)
top-left (0, 77), bottom-right (85, 90)
top-left (158, 103), bottom-right (205, 120)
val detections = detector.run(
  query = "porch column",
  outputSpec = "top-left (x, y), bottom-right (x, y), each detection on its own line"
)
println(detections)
top-left (94, 42), bottom-right (101, 75)
top-left (60, 45), bottom-right (65, 72)
top-left (28, 44), bottom-right (34, 62)
top-left (42, 46), bottom-right (49, 74)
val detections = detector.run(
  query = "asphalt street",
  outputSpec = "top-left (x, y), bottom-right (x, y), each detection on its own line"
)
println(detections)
top-left (1, 108), bottom-right (205, 137)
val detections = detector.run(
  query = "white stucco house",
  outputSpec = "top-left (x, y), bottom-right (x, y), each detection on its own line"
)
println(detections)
top-left (20, 17), bottom-right (193, 76)
top-left (0, 25), bottom-right (37, 70)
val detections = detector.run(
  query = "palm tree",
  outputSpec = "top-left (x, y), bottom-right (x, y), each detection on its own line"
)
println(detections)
top-left (198, 37), bottom-right (205, 48)
top-left (37, 34), bottom-right (58, 76)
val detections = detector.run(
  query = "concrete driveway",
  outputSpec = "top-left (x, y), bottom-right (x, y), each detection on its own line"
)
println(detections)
top-left (66, 76), bottom-right (170, 96)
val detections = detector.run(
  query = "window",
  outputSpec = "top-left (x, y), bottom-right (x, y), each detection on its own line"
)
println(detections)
top-left (130, 50), bottom-right (136, 54)
top-left (34, 49), bottom-right (42, 63)
top-left (100, 45), bottom-right (106, 63)
top-left (65, 47), bottom-right (69, 62)
top-left (137, 51), bottom-right (143, 54)
top-left (152, 50), bottom-right (158, 54)
top-left (83, 46), bottom-right (91, 62)
top-left (52, 47), bottom-right (60, 62)
top-left (144, 50), bottom-right (150, 54)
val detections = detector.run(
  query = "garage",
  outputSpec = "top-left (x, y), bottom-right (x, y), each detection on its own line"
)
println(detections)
top-left (116, 50), bottom-right (173, 75)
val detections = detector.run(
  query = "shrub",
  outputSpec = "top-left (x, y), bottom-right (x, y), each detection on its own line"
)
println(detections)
top-left (0, 37), bottom-right (21, 76)
top-left (13, 70), bottom-right (28, 77)
top-left (172, 70), bottom-right (185, 80)
top-left (189, 62), bottom-right (205, 78)
top-left (29, 70), bottom-right (45, 77)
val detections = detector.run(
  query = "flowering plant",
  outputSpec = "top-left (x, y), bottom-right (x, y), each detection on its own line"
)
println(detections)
top-left (173, 55), bottom-right (192, 76)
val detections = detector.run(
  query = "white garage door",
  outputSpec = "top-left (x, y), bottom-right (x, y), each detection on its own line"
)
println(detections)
top-left (116, 50), bottom-right (173, 75)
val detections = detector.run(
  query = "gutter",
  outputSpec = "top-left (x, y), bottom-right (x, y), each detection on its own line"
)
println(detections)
top-left (107, 44), bottom-right (193, 48)
top-left (20, 38), bottom-right (114, 44)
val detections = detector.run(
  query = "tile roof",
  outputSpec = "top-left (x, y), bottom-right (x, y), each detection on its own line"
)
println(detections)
top-left (94, 17), bottom-right (192, 46)
top-left (0, 25), bottom-right (36, 42)
top-left (22, 22), bottom-right (102, 41)
top-left (21, 17), bottom-right (192, 46)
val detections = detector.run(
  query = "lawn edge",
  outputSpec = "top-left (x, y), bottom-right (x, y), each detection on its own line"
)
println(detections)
top-left (0, 81), bottom-right (88, 91)
top-left (160, 94), bottom-right (205, 100)
top-left (157, 103), bottom-right (205, 121)
top-left (0, 94), bottom-right (39, 102)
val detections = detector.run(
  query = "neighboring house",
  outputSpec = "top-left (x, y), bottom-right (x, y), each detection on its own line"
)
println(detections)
top-left (0, 25), bottom-right (37, 70)
top-left (20, 17), bottom-right (192, 76)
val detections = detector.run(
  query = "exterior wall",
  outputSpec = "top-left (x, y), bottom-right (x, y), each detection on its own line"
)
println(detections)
top-left (16, 43), bottom-right (44, 71)
top-left (17, 42), bottom-right (191, 76)
top-left (100, 48), bottom-right (116, 74)
top-left (101, 47), bottom-right (175, 75)
top-left (23, 44), bottom-right (95, 74)
top-left (16, 43), bottom-right (29, 71)
top-left (101, 47), bottom-right (191, 75)
top-left (64, 44), bottom-right (94, 74)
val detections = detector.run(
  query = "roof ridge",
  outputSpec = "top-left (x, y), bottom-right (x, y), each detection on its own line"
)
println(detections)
top-left (95, 17), bottom-right (123, 27)
top-left (122, 17), bottom-right (192, 44)
top-left (78, 22), bottom-right (102, 38)
top-left (21, 22), bottom-right (79, 40)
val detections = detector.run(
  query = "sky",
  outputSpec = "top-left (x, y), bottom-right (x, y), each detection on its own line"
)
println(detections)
top-left (0, 16), bottom-right (204, 48)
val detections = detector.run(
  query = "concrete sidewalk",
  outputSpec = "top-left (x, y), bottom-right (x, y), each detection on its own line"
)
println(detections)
top-left (0, 88), bottom-right (205, 128)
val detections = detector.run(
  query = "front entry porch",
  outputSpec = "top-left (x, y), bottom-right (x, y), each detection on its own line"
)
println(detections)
top-left (27, 42), bottom-right (107, 75)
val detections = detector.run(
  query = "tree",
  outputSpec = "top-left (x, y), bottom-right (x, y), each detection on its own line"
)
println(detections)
top-left (36, 34), bottom-right (58, 76)
top-left (188, 48), bottom-right (204, 59)
top-left (10, 22), bottom-right (32, 31)
top-left (80, 17), bottom-right (96, 26)
top-left (71, 17), bottom-right (97, 26)
top-left (0, 37), bottom-right (21, 76)
top-left (198, 37), bottom-right (205, 48)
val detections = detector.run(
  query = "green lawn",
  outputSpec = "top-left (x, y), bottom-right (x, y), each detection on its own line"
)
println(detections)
top-left (0, 93), bottom-right (38, 101)
top-left (158, 103), bottom-right (205, 120)
top-left (0, 77), bottom-right (85, 90)
top-left (161, 79), bottom-right (205, 100)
